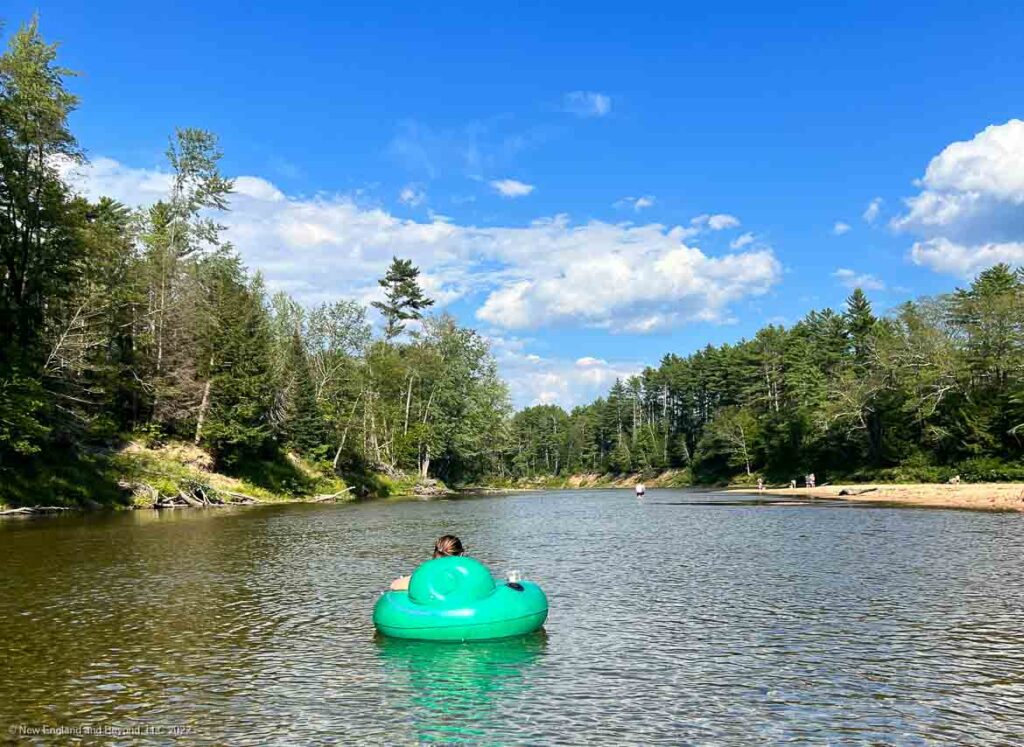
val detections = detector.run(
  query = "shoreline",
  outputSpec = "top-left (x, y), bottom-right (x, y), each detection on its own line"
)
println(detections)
top-left (468, 477), bottom-right (1024, 513)
top-left (8, 478), bottom-right (1024, 517)
top-left (729, 483), bottom-right (1024, 512)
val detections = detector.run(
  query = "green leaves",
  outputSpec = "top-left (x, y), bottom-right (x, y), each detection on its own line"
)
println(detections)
top-left (506, 272), bottom-right (1024, 485)
top-left (371, 256), bottom-right (435, 340)
top-left (200, 262), bottom-right (276, 464)
top-left (0, 373), bottom-right (49, 460)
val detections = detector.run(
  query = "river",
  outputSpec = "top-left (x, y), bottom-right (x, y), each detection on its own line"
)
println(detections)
top-left (2, 490), bottom-right (1023, 744)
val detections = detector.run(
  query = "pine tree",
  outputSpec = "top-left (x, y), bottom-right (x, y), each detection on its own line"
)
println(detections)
top-left (371, 257), bottom-right (434, 340)
top-left (844, 288), bottom-right (877, 364)
top-left (201, 264), bottom-right (276, 465)
top-left (281, 330), bottom-right (327, 454)
top-left (949, 264), bottom-right (1024, 386)
top-left (608, 435), bottom-right (633, 474)
top-left (0, 17), bottom-right (82, 465)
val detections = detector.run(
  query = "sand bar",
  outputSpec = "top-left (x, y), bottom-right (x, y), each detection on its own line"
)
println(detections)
top-left (734, 483), bottom-right (1024, 512)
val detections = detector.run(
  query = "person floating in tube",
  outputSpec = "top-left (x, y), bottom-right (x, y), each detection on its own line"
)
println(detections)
top-left (390, 535), bottom-right (464, 591)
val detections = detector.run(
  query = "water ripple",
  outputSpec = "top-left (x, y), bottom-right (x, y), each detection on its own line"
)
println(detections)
top-left (1, 493), bottom-right (1023, 744)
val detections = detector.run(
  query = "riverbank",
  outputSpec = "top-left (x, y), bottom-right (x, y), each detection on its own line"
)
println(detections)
top-left (472, 471), bottom-right (1024, 513)
top-left (0, 440), bottom-right (451, 513)
top-left (736, 483), bottom-right (1024, 512)
top-left (473, 469), bottom-right (692, 491)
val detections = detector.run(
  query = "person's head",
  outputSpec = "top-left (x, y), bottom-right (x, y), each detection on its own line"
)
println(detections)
top-left (432, 534), bottom-right (464, 559)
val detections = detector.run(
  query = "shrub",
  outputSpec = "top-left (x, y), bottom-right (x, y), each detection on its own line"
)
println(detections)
top-left (956, 458), bottom-right (1024, 483)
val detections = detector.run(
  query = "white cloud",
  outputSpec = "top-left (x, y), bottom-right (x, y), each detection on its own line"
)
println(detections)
top-left (863, 197), bottom-right (883, 224)
top-left (615, 195), bottom-right (655, 211)
top-left (909, 238), bottom-right (1024, 277)
top-left (916, 119), bottom-right (1024, 199)
top-left (563, 91), bottom-right (612, 118)
top-left (833, 268), bottom-right (885, 291)
top-left (60, 156), bottom-right (780, 334)
top-left (893, 119), bottom-right (1024, 276)
top-left (489, 178), bottom-right (535, 198)
top-left (833, 221), bottom-right (851, 236)
top-left (730, 232), bottom-right (755, 249)
top-left (691, 213), bottom-right (740, 231)
top-left (399, 183), bottom-right (426, 207)
top-left (488, 338), bottom-right (639, 408)
top-left (475, 218), bottom-right (779, 332)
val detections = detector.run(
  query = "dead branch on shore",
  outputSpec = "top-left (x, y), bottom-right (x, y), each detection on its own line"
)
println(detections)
top-left (148, 482), bottom-right (259, 509)
top-left (0, 506), bottom-right (74, 516)
top-left (310, 487), bottom-right (355, 502)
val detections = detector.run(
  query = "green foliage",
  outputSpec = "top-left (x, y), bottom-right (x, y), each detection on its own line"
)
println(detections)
top-left (0, 373), bottom-right (49, 459)
top-left (411, 315), bottom-right (511, 483)
top-left (200, 265), bottom-right (277, 465)
top-left (1, 448), bottom-right (127, 508)
top-left (371, 256), bottom-right (435, 340)
top-left (607, 437), bottom-right (633, 474)
top-left (955, 457), bottom-right (1024, 483)
top-left (6, 13), bottom-right (1024, 507)
top-left (502, 272), bottom-right (1024, 486)
top-left (280, 331), bottom-right (328, 454)
top-left (221, 452), bottom-right (317, 496)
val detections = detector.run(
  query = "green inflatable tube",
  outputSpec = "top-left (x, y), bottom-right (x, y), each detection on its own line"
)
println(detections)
top-left (373, 556), bottom-right (548, 641)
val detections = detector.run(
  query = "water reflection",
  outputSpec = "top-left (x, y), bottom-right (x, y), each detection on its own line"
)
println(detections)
top-left (3, 491), bottom-right (1023, 744)
top-left (376, 632), bottom-right (547, 743)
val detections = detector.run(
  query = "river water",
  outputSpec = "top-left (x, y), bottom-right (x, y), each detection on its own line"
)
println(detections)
top-left (2, 490), bottom-right (1023, 745)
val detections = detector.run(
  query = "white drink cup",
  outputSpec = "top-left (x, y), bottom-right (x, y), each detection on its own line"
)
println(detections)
top-left (507, 570), bottom-right (522, 583)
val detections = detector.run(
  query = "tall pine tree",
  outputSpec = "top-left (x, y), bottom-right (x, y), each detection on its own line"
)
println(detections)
top-left (371, 257), bottom-right (434, 340)
top-left (844, 288), bottom-right (877, 365)
top-left (200, 262), bottom-right (276, 465)
top-left (281, 330), bottom-right (327, 454)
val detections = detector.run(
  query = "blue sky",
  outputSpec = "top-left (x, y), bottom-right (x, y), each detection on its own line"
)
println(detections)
top-left (7, 2), bottom-right (1024, 407)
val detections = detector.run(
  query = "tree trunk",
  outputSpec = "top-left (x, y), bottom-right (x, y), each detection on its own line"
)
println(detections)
top-left (403, 373), bottom-right (414, 435)
top-left (193, 355), bottom-right (215, 445)
top-left (332, 393), bottom-right (363, 470)
top-left (194, 378), bottom-right (212, 445)
top-left (419, 444), bottom-right (430, 478)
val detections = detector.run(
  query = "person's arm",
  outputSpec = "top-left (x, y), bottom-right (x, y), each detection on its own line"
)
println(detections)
top-left (390, 575), bottom-right (410, 591)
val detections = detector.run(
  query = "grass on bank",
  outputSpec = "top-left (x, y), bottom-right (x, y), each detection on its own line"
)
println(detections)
top-left (0, 435), bottom-right (451, 511)
top-left (0, 449), bottom-right (129, 510)
top-left (117, 442), bottom-right (450, 507)
top-left (116, 440), bottom-right (350, 507)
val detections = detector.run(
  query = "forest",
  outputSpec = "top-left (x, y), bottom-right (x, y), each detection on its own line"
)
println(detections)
top-left (509, 275), bottom-right (1024, 485)
top-left (0, 18), bottom-right (509, 504)
top-left (3, 17), bottom-right (1024, 507)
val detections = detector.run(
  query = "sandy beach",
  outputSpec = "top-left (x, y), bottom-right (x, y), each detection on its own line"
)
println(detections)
top-left (738, 483), bottom-right (1024, 512)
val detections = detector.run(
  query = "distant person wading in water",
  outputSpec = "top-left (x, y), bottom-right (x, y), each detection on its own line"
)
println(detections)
top-left (390, 535), bottom-right (465, 591)
top-left (635, 482), bottom-right (646, 498)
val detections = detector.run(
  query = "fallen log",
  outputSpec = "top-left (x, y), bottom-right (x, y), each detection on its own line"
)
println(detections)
top-left (219, 490), bottom-right (260, 504)
top-left (0, 506), bottom-right (73, 515)
top-left (310, 487), bottom-right (355, 503)
top-left (178, 490), bottom-right (204, 508)
top-left (838, 487), bottom-right (879, 497)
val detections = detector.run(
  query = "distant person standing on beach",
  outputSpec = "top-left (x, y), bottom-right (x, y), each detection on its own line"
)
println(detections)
top-left (808, 473), bottom-right (816, 488)
top-left (757, 478), bottom-right (765, 492)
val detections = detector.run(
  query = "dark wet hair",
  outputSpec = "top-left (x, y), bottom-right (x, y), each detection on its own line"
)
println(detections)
top-left (432, 535), bottom-right (464, 558)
